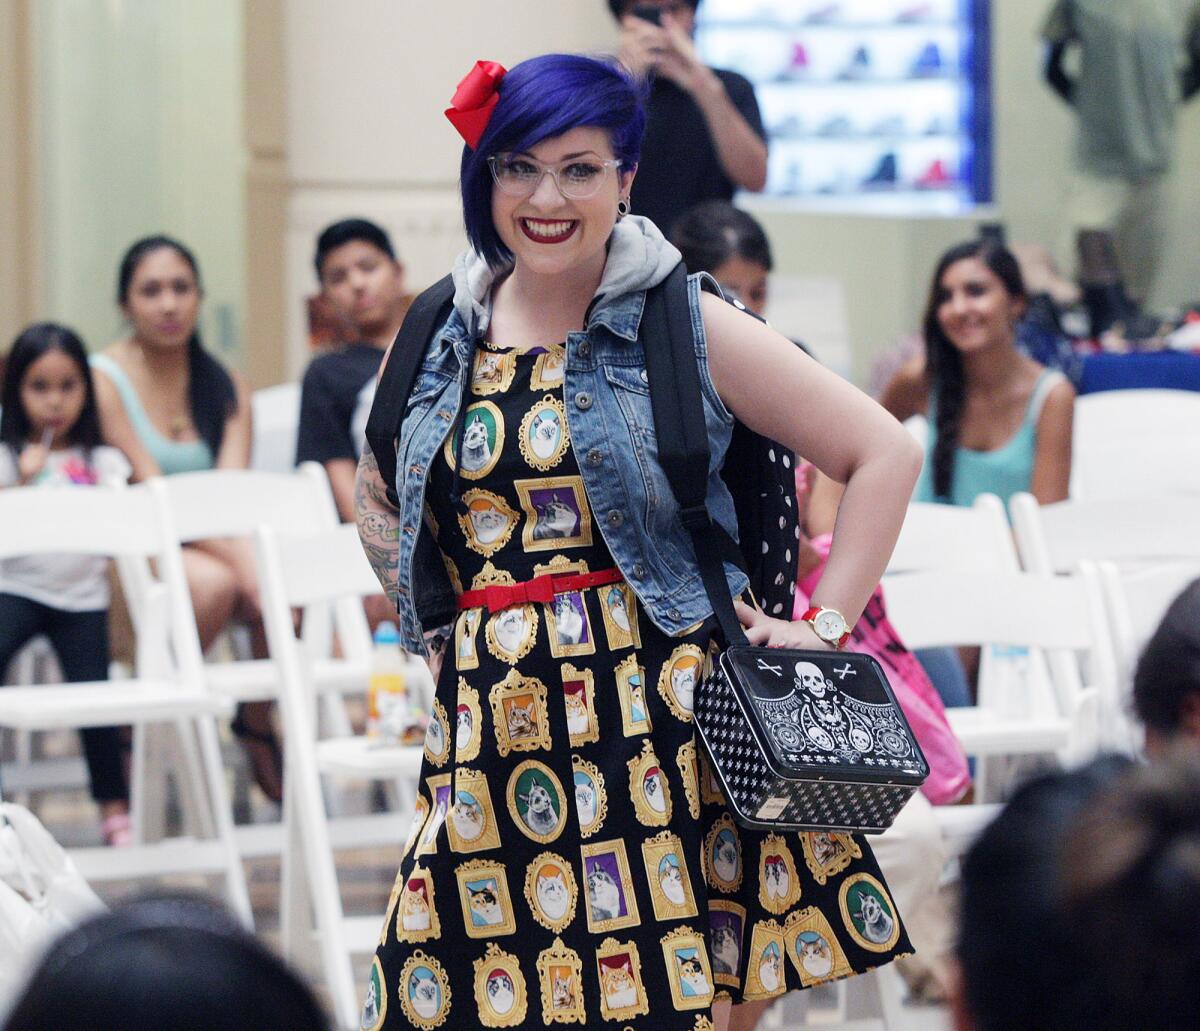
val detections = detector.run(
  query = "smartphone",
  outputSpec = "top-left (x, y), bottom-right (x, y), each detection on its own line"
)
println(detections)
top-left (632, 4), bottom-right (663, 25)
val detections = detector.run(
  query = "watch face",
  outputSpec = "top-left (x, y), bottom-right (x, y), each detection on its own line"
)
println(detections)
top-left (813, 610), bottom-right (847, 642)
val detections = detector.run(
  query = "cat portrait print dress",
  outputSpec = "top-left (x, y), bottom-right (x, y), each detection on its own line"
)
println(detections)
top-left (365, 337), bottom-right (911, 1031)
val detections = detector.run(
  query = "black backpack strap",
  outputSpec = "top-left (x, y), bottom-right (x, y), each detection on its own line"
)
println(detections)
top-left (364, 274), bottom-right (456, 507)
top-left (642, 266), bottom-right (748, 647)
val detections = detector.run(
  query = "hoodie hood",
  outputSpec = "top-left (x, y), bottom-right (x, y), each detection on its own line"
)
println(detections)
top-left (449, 215), bottom-right (681, 339)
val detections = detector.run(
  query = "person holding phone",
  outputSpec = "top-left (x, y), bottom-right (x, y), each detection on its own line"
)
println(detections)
top-left (609, 0), bottom-right (768, 233)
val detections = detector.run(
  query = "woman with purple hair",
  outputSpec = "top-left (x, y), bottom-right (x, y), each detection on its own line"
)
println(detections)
top-left (356, 53), bottom-right (921, 1031)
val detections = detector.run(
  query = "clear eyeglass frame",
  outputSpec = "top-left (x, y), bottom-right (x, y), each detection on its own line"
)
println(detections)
top-left (487, 154), bottom-right (623, 200)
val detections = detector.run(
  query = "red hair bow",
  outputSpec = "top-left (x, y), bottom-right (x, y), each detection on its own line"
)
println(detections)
top-left (444, 60), bottom-right (508, 149)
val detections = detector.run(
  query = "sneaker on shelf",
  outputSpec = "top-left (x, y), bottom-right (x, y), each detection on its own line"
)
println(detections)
top-left (817, 113), bottom-right (855, 136)
top-left (915, 158), bottom-right (953, 189)
top-left (861, 152), bottom-right (899, 190)
top-left (785, 40), bottom-right (811, 77)
top-left (871, 114), bottom-right (906, 136)
top-left (924, 113), bottom-right (953, 135)
top-left (896, 3), bottom-right (935, 22)
top-left (769, 113), bottom-right (806, 137)
top-left (911, 41), bottom-right (944, 77)
top-left (804, 3), bottom-right (842, 24)
top-left (837, 45), bottom-right (872, 80)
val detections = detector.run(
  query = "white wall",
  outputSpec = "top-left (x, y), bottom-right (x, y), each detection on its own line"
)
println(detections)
top-left (281, 1), bottom-right (618, 378)
top-left (31, 1), bottom-right (245, 361)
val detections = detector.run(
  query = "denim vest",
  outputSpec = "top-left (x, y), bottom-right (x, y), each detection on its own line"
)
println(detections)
top-left (392, 246), bottom-right (749, 653)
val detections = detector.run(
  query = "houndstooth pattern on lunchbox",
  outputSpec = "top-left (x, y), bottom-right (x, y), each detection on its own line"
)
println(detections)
top-left (695, 648), bottom-right (927, 834)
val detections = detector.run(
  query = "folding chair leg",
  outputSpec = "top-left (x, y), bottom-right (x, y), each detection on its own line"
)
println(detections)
top-left (873, 963), bottom-right (909, 1030)
top-left (279, 779), bottom-right (312, 961)
top-left (172, 718), bottom-right (217, 839)
top-left (193, 714), bottom-right (253, 927)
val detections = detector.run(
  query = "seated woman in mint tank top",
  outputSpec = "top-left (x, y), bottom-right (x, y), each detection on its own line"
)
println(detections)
top-left (91, 236), bottom-right (282, 803)
top-left (880, 239), bottom-right (1076, 705)
top-left (882, 238), bottom-right (1075, 508)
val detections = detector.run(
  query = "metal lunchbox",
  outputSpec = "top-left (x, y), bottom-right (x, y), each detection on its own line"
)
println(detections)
top-left (694, 646), bottom-right (929, 834)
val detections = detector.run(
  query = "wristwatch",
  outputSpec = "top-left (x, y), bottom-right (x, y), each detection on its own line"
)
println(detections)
top-left (801, 606), bottom-right (851, 649)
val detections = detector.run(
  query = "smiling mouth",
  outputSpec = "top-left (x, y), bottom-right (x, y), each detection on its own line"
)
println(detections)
top-left (520, 218), bottom-right (579, 244)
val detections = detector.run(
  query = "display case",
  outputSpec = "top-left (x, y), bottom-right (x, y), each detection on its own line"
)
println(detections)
top-left (695, 0), bottom-right (991, 210)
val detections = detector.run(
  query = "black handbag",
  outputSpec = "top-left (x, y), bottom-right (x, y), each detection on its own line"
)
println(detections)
top-left (641, 271), bottom-right (928, 834)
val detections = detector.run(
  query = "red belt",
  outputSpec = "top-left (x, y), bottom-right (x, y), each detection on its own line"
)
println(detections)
top-left (457, 567), bottom-right (624, 613)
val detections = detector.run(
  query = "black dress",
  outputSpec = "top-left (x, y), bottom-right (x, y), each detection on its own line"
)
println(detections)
top-left (364, 339), bottom-right (910, 1031)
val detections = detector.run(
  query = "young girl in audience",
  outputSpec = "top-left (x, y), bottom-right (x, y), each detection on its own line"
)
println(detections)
top-left (0, 323), bottom-right (132, 845)
top-left (882, 238), bottom-right (1076, 508)
top-left (91, 236), bottom-right (281, 803)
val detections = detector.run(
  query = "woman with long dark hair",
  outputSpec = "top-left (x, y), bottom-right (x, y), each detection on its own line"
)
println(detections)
top-left (92, 236), bottom-right (281, 802)
top-left (357, 53), bottom-right (922, 1031)
top-left (883, 239), bottom-right (1075, 507)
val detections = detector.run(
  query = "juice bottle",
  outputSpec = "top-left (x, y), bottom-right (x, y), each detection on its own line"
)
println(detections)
top-left (368, 622), bottom-right (407, 746)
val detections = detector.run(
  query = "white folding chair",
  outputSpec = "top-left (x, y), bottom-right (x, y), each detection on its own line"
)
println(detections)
top-left (887, 494), bottom-right (1018, 578)
top-left (883, 567), bottom-right (1111, 771)
top-left (250, 382), bottom-right (301, 474)
top-left (1011, 491), bottom-right (1200, 749)
top-left (131, 466), bottom-right (412, 853)
top-left (256, 522), bottom-right (424, 1030)
top-left (0, 485), bottom-right (251, 922)
top-left (1070, 388), bottom-right (1200, 500)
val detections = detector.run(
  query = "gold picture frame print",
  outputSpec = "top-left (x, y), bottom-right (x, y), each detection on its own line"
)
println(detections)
top-left (454, 680), bottom-right (482, 762)
top-left (615, 653), bottom-right (652, 736)
top-left (456, 859), bottom-right (518, 939)
top-left (530, 342), bottom-right (566, 390)
top-left (758, 833), bottom-right (803, 915)
top-left (515, 476), bottom-right (593, 552)
top-left (676, 739), bottom-right (701, 819)
top-left (784, 907), bottom-right (853, 987)
top-left (598, 581), bottom-right (641, 651)
top-left (661, 925), bottom-right (716, 1010)
top-left (536, 556), bottom-right (596, 659)
top-left (396, 864), bottom-right (441, 944)
top-left (443, 399), bottom-right (505, 481)
top-left (507, 759), bottom-right (569, 844)
top-left (536, 936), bottom-right (586, 1025)
top-left (657, 644), bottom-right (703, 722)
top-left (641, 829), bottom-right (699, 921)
top-left (572, 755), bottom-right (607, 839)
top-left (445, 767), bottom-right (503, 854)
top-left (561, 663), bottom-right (599, 746)
top-left (800, 831), bottom-right (862, 885)
top-left (519, 394), bottom-right (570, 471)
top-left (742, 920), bottom-right (787, 1001)
top-left (423, 698), bottom-right (451, 767)
top-left (397, 950), bottom-right (453, 1029)
top-left (470, 347), bottom-right (517, 396)
top-left (580, 839), bottom-right (640, 933)
top-left (489, 670), bottom-right (553, 757)
top-left (595, 938), bottom-right (650, 1022)
top-left (458, 488), bottom-right (519, 557)
top-left (473, 943), bottom-right (529, 1028)
top-left (523, 851), bottom-right (579, 933)
top-left (455, 609), bottom-right (482, 672)
top-left (627, 739), bottom-right (672, 827)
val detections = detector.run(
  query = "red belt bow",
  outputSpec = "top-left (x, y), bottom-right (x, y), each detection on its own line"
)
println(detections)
top-left (458, 568), bottom-right (624, 613)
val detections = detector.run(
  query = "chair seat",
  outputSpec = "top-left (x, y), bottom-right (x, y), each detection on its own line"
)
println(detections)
top-left (71, 836), bottom-right (242, 882)
top-left (946, 707), bottom-right (1071, 755)
top-left (315, 736), bottom-right (425, 779)
top-left (204, 658), bottom-right (369, 703)
top-left (0, 680), bottom-right (231, 730)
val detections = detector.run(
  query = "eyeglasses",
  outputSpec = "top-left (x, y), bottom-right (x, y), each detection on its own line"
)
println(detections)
top-left (487, 154), bottom-right (623, 200)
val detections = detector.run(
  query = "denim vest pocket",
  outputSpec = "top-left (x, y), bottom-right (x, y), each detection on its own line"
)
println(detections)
top-left (601, 362), bottom-right (694, 583)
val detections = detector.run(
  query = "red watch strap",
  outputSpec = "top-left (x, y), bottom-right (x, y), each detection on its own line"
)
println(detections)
top-left (801, 607), bottom-right (852, 649)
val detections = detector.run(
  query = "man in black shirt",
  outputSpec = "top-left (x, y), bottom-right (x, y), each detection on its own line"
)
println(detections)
top-left (610, 0), bottom-right (767, 234)
top-left (296, 219), bottom-right (411, 524)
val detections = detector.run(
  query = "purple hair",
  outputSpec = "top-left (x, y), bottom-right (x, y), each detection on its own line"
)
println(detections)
top-left (459, 53), bottom-right (646, 269)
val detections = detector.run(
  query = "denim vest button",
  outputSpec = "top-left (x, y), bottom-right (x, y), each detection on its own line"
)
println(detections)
top-left (574, 391), bottom-right (593, 410)
top-left (632, 563), bottom-right (646, 579)
top-left (606, 509), bottom-right (624, 528)
top-left (669, 607), bottom-right (682, 620)
top-left (577, 340), bottom-right (591, 358)
top-left (586, 448), bottom-right (603, 467)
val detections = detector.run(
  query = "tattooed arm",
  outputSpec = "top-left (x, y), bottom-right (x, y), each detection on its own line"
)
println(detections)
top-left (355, 445), bottom-right (401, 611)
